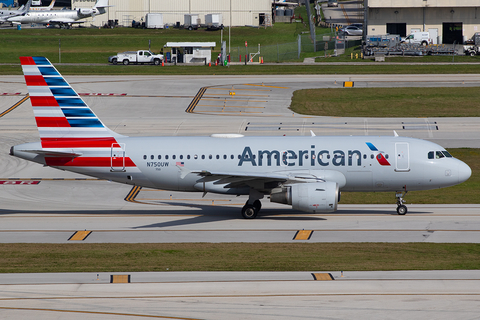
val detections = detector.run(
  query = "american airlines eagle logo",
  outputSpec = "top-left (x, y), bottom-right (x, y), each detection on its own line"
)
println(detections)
top-left (366, 142), bottom-right (391, 166)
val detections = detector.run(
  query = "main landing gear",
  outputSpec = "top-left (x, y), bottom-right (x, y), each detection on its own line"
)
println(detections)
top-left (396, 191), bottom-right (408, 215)
top-left (241, 189), bottom-right (264, 219)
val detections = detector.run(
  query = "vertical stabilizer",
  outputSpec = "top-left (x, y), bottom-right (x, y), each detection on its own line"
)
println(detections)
top-left (20, 56), bottom-right (123, 149)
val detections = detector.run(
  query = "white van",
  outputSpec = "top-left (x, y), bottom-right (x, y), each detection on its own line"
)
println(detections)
top-left (402, 32), bottom-right (431, 46)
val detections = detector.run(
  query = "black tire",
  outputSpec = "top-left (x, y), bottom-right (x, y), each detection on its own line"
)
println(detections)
top-left (188, 26), bottom-right (193, 31)
top-left (470, 51), bottom-right (476, 57)
top-left (421, 41), bottom-right (428, 46)
top-left (396, 205), bottom-right (407, 215)
top-left (112, 58), bottom-right (117, 65)
top-left (123, 59), bottom-right (129, 65)
top-left (253, 200), bottom-right (262, 212)
top-left (241, 205), bottom-right (257, 219)
top-left (154, 59), bottom-right (160, 65)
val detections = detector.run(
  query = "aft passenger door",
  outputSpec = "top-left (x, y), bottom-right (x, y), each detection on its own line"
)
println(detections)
top-left (395, 143), bottom-right (409, 172)
top-left (111, 143), bottom-right (125, 172)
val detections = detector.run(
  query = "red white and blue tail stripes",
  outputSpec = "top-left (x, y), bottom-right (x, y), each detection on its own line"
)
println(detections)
top-left (20, 56), bottom-right (118, 141)
top-left (20, 56), bottom-right (137, 171)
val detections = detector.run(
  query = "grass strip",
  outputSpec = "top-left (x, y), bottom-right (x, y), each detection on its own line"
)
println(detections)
top-left (291, 87), bottom-right (480, 117)
top-left (1, 243), bottom-right (479, 273)
top-left (3, 63), bottom-right (480, 75)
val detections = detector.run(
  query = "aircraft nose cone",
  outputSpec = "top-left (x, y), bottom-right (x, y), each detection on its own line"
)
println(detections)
top-left (458, 161), bottom-right (472, 184)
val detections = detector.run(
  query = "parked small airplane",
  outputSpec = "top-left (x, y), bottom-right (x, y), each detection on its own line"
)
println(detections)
top-left (0, 0), bottom-right (32, 23)
top-left (11, 57), bottom-right (472, 219)
top-left (30, 0), bottom-right (56, 11)
top-left (8, 0), bottom-right (108, 28)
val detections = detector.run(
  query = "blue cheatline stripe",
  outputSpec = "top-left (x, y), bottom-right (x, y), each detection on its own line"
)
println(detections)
top-left (62, 108), bottom-right (96, 117)
top-left (56, 98), bottom-right (86, 107)
top-left (51, 88), bottom-right (77, 96)
top-left (366, 142), bottom-right (378, 151)
top-left (32, 57), bottom-right (50, 65)
top-left (67, 118), bottom-right (104, 127)
top-left (39, 67), bottom-right (59, 76)
top-left (44, 77), bottom-right (69, 86)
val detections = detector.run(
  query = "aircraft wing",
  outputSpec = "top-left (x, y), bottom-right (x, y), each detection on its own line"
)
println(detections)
top-left (48, 19), bottom-right (84, 24)
top-left (189, 169), bottom-right (329, 189)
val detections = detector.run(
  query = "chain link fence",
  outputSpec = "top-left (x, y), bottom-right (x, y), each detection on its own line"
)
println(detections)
top-left (227, 34), bottom-right (361, 63)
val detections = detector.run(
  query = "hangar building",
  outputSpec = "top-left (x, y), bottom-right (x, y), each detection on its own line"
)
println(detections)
top-left (72, 0), bottom-right (272, 28)
top-left (366, 0), bottom-right (480, 44)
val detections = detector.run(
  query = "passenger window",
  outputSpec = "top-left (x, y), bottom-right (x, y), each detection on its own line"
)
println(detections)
top-left (202, 155), bottom-right (205, 159)
top-left (158, 155), bottom-right (161, 160)
top-left (209, 155), bottom-right (212, 159)
top-left (143, 155), bottom-right (147, 160)
top-left (172, 155), bottom-right (176, 160)
top-left (165, 155), bottom-right (169, 160)
top-left (223, 155), bottom-right (227, 159)
top-left (194, 154), bottom-right (198, 159)
top-left (231, 155), bottom-right (234, 159)
top-left (150, 155), bottom-right (154, 160)
top-left (385, 154), bottom-right (389, 159)
top-left (436, 151), bottom-right (444, 159)
top-left (180, 155), bottom-right (183, 160)
top-left (428, 151), bottom-right (434, 159)
top-left (216, 155), bottom-right (220, 159)
top-left (370, 154), bottom-right (374, 159)
top-left (187, 155), bottom-right (190, 159)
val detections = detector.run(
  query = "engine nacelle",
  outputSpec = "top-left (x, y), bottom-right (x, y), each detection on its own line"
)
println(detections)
top-left (78, 8), bottom-right (94, 16)
top-left (270, 182), bottom-right (339, 213)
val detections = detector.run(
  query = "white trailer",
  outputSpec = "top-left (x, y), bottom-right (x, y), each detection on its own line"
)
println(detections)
top-left (184, 14), bottom-right (199, 30)
top-left (145, 13), bottom-right (164, 29)
top-left (205, 13), bottom-right (223, 30)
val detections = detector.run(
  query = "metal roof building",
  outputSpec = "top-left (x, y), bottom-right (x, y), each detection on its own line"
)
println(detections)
top-left (73, 0), bottom-right (272, 28)
top-left (366, 0), bottom-right (480, 44)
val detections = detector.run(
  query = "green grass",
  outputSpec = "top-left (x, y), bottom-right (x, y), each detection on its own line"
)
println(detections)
top-left (3, 63), bottom-right (480, 76)
top-left (1, 243), bottom-right (479, 273)
top-left (291, 87), bottom-right (480, 117)
top-left (341, 148), bottom-right (480, 205)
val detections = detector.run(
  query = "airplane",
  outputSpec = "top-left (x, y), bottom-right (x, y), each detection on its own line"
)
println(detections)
top-left (0, 0), bottom-right (32, 23)
top-left (7, 0), bottom-right (109, 28)
top-left (29, 0), bottom-right (56, 11)
top-left (10, 56), bottom-right (472, 219)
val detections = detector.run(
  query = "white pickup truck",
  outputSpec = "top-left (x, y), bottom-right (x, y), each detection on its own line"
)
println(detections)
top-left (109, 50), bottom-right (164, 65)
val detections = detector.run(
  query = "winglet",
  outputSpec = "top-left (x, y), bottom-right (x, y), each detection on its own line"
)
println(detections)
top-left (310, 130), bottom-right (316, 137)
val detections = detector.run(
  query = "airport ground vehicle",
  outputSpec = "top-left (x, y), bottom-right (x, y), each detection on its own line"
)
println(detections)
top-left (108, 50), bottom-right (164, 65)
top-left (402, 32), bottom-right (431, 46)
top-left (463, 32), bottom-right (480, 56)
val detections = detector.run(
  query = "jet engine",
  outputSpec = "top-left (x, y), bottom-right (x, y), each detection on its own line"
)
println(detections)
top-left (78, 8), bottom-right (94, 16)
top-left (270, 181), bottom-right (339, 213)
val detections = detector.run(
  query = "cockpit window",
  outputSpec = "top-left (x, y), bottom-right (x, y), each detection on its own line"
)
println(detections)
top-left (428, 151), bottom-right (434, 159)
top-left (436, 151), bottom-right (445, 159)
top-left (443, 151), bottom-right (453, 158)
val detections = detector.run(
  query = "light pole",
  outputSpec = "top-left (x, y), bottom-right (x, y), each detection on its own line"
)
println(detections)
top-left (229, 0), bottom-right (231, 54)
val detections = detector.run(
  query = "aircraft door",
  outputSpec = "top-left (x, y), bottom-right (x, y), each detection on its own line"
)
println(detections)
top-left (395, 143), bottom-right (409, 172)
top-left (111, 143), bottom-right (126, 172)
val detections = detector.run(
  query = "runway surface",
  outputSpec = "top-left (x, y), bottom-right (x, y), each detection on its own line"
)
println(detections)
top-left (0, 271), bottom-right (479, 319)
top-left (1, 74), bottom-right (479, 318)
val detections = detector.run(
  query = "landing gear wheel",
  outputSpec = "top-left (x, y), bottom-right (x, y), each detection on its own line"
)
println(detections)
top-left (253, 200), bottom-right (262, 212)
top-left (396, 205), bottom-right (407, 215)
top-left (395, 190), bottom-right (408, 215)
top-left (241, 205), bottom-right (257, 219)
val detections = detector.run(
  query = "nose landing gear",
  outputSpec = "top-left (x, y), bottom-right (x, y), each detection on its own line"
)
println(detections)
top-left (396, 191), bottom-right (408, 215)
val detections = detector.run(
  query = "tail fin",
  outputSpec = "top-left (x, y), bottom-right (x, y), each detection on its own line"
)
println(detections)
top-left (23, 0), bottom-right (32, 12)
top-left (94, 0), bottom-right (109, 8)
top-left (48, 0), bottom-right (56, 9)
top-left (20, 56), bottom-right (123, 148)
